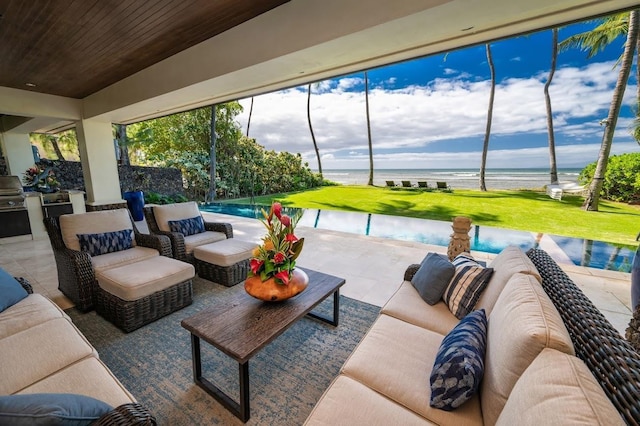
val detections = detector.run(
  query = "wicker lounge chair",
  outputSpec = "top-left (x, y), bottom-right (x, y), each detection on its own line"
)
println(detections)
top-left (144, 202), bottom-right (233, 264)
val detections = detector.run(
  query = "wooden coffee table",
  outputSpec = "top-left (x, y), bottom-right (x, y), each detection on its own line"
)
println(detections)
top-left (181, 267), bottom-right (345, 422)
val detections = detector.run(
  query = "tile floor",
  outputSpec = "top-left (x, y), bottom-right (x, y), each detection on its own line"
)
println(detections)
top-left (0, 212), bottom-right (633, 336)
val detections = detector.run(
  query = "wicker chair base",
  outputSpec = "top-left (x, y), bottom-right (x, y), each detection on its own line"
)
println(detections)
top-left (195, 258), bottom-right (250, 287)
top-left (95, 279), bottom-right (193, 333)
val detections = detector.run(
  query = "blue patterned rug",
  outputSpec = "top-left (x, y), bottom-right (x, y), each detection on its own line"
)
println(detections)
top-left (66, 277), bottom-right (380, 425)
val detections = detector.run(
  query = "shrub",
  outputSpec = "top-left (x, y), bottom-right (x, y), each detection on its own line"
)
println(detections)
top-left (579, 152), bottom-right (640, 202)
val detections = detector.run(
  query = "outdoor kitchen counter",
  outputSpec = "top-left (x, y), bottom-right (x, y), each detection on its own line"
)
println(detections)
top-left (25, 190), bottom-right (86, 240)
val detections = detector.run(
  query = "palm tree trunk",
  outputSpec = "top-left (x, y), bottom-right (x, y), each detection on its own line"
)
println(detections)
top-left (480, 44), bottom-right (495, 192)
top-left (48, 136), bottom-right (65, 161)
top-left (365, 72), bottom-right (374, 186)
top-left (246, 97), bottom-right (254, 137)
top-left (208, 105), bottom-right (217, 202)
top-left (583, 10), bottom-right (639, 211)
top-left (545, 28), bottom-right (559, 184)
top-left (307, 84), bottom-right (322, 181)
top-left (115, 124), bottom-right (130, 165)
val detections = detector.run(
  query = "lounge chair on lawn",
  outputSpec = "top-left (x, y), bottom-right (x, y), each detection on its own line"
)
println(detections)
top-left (417, 181), bottom-right (429, 189)
top-left (401, 180), bottom-right (414, 188)
top-left (436, 181), bottom-right (451, 191)
top-left (385, 180), bottom-right (398, 187)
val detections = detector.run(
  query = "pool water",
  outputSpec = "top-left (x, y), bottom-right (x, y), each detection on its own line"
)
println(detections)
top-left (200, 203), bottom-right (636, 272)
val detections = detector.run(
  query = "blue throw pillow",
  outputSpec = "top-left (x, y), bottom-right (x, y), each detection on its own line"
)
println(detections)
top-left (0, 393), bottom-right (113, 425)
top-left (168, 216), bottom-right (204, 236)
top-left (411, 253), bottom-right (456, 305)
top-left (77, 229), bottom-right (133, 257)
top-left (0, 268), bottom-right (28, 313)
top-left (430, 309), bottom-right (487, 410)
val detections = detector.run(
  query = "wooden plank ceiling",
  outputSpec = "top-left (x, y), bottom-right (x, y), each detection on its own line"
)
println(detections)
top-left (0, 0), bottom-right (289, 99)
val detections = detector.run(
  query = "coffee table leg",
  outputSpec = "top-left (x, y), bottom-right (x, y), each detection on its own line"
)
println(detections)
top-left (306, 289), bottom-right (340, 326)
top-left (190, 333), bottom-right (251, 422)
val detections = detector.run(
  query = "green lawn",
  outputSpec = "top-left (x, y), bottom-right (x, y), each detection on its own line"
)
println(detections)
top-left (227, 186), bottom-right (640, 247)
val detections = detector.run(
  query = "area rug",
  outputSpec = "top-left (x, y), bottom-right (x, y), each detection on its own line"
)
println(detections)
top-left (66, 277), bottom-right (380, 425)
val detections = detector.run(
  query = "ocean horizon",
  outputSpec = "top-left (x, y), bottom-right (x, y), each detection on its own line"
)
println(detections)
top-left (319, 168), bottom-right (583, 190)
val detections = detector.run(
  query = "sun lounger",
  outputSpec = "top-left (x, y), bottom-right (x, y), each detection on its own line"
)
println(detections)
top-left (401, 180), bottom-right (414, 188)
top-left (546, 182), bottom-right (585, 201)
top-left (385, 180), bottom-right (398, 187)
top-left (436, 181), bottom-right (451, 191)
top-left (417, 181), bottom-right (429, 189)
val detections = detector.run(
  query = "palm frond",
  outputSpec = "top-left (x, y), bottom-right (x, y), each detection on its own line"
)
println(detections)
top-left (558, 12), bottom-right (629, 58)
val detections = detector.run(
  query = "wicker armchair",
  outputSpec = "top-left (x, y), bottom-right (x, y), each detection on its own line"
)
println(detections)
top-left (144, 203), bottom-right (233, 264)
top-left (44, 211), bottom-right (171, 312)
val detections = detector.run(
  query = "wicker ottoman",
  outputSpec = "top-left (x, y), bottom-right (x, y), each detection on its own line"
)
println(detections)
top-left (193, 239), bottom-right (257, 287)
top-left (95, 256), bottom-right (195, 332)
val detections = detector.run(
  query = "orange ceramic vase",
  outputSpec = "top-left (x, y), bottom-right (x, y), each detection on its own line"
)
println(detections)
top-left (244, 268), bottom-right (309, 302)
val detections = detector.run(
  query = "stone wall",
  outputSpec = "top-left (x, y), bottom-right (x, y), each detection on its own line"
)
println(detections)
top-left (38, 159), bottom-right (185, 197)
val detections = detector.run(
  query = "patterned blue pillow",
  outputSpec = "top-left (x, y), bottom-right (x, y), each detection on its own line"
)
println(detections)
top-left (168, 216), bottom-right (204, 236)
top-left (77, 229), bottom-right (133, 257)
top-left (0, 393), bottom-right (113, 425)
top-left (430, 309), bottom-right (487, 411)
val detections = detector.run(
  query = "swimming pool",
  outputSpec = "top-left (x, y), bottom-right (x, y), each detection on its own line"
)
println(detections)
top-left (200, 203), bottom-right (636, 272)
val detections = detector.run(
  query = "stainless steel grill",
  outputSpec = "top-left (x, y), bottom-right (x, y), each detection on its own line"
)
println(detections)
top-left (0, 176), bottom-right (31, 238)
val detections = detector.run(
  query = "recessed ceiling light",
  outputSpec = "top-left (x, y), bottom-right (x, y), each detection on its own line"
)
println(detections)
top-left (25, 83), bottom-right (36, 87)
top-left (461, 26), bottom-right (474, 31)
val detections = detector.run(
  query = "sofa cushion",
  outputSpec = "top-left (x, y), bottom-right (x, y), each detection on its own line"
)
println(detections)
top-left (411, 253), bottom-right (456, 305)
top-left (381, 281), bottom-right (459, 335)
top-left (342, 314), bottom-right (483, 425)
top-left (193, 239), bottom-right (257, 267)
top-left (18, 357), bottom-right (137, 408)
top-left (77, 229), bottom-right (133, 257)
top-left (60, 209), bottom-right (136, 252)
top-left (96, 256), bottom-right (195, 301)
top-left (430, 309), bottom-right (487, 411)
top-left (481, 273), bottom-right (574, 425)
top-left (184, 231), bottom-right (227, 254)
top-left (0, 294), bottom-right (67, 340)
top-left (475, 245), bottom-right (541, 315)
top-left (304, 375), bottom-right (433, 426)
top-left (0, 393), bottom-right (113, 426)
top-left (495, 348), bottom-right (624, 426)
top-left (443, 254), bottom-right (493, 319)
top-left (91, 246), bottom-right (159, 273)
top-left (153, 202), bottom-right (202, 233)
top-left (168, 216), bottom-right (205, 236)
top-left (0, 318), bottom-right (95, 394)
top-left (0, 268), bottom-right (28, 313)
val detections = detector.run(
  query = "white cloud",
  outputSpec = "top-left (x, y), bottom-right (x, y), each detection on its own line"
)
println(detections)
top-left (237, 60), bottom-right (638, 169)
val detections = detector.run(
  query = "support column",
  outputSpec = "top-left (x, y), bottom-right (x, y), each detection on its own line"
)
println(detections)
top-left (76, 119), bottom-right (125, 210)
top-left (0, 132), bottom-right (36, 178)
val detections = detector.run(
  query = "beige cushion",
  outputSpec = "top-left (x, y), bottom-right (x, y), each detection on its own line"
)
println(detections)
top-left (0, 317), bottom-right (95, 394)
top-left (304, 375), bottom-right (435, 426)
top-left (0, 294), bottom-right (67, 339)
top-left (342, 314), bottom-right (483, 426)
top-left (481, 273), bottom-right (574, 425)
top-left (59, 209), bottom-right (135, 251)
top-left (497, 348), bottom-right (624, 425)
top-left (381, 281), bottom-right (458, 335)
top-left (475, 246), bottom-right (541, 315)
top-left (184, 231), bottom-right (227, 254)
top-left (96, 256), bottom-right (195, 301)
top-left (194, 239), bottom-right (257, 267)
top-left (153, 202), bottom-right (202, 233)
top-left (91, 246), bottom-right (159, 273)
top-left (17, 356), bottom-right (137, 407)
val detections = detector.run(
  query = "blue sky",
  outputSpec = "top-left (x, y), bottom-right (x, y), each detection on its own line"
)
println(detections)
top-left (236, 20), bottom-right (639, 170)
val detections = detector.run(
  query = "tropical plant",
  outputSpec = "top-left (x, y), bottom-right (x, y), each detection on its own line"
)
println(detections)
top-left (480, 43), bottom-right (495, 192)
top-left (545, 28), bottom-right (559, 184)
top-left (579, 152), bottom-right (640, 202)
top-left (560, 10), bottom-right (640, 211)
top-left (249, 202), bottom-right (304, 284)
top-left (307, 83), bottom-right (322, 181)
top-left (365, 71), bottom-right (374, 186)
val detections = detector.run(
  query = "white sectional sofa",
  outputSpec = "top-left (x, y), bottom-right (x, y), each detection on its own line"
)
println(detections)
top-left (0, 275), bottom-right (154, 425)
top-left (305, 246), bottom-right (633, 425)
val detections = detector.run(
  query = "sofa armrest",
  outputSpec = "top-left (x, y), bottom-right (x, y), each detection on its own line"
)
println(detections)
top-left (205, 221), bottom-right (233, 239)
top-left (135, 233), bottom-right (172, 258)
top-left (94, 403), bottom-right (156, 426)
top-left (403, 264), bottom-right (420, 282)
top-left (14, 277), bottom-right (33, 294)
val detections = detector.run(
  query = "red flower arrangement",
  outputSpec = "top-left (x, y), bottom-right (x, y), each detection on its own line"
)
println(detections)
top-left (249, 202), bottom-right (304, 285)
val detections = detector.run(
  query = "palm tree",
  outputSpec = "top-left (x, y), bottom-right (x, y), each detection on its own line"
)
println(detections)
top-left (561, 11), bottom-right (640, 211)
top-left (364, 71), bottom-right (374, 186)
top-left (208, 105), bottom-right (217, 202)
top-left (115, 124), bottom-right (130, 165)
top-left (545, 28), bottom-right (559, 184)
top-left (246, 97), bottom-right (254, 137)
top-left (480, 43), bottom-right (495, 192)
top-left (307, 83), bottom-right (322, 181)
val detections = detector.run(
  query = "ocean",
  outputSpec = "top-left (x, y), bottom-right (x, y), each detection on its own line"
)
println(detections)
top-left (321, 168), bottom-right (583, 190)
